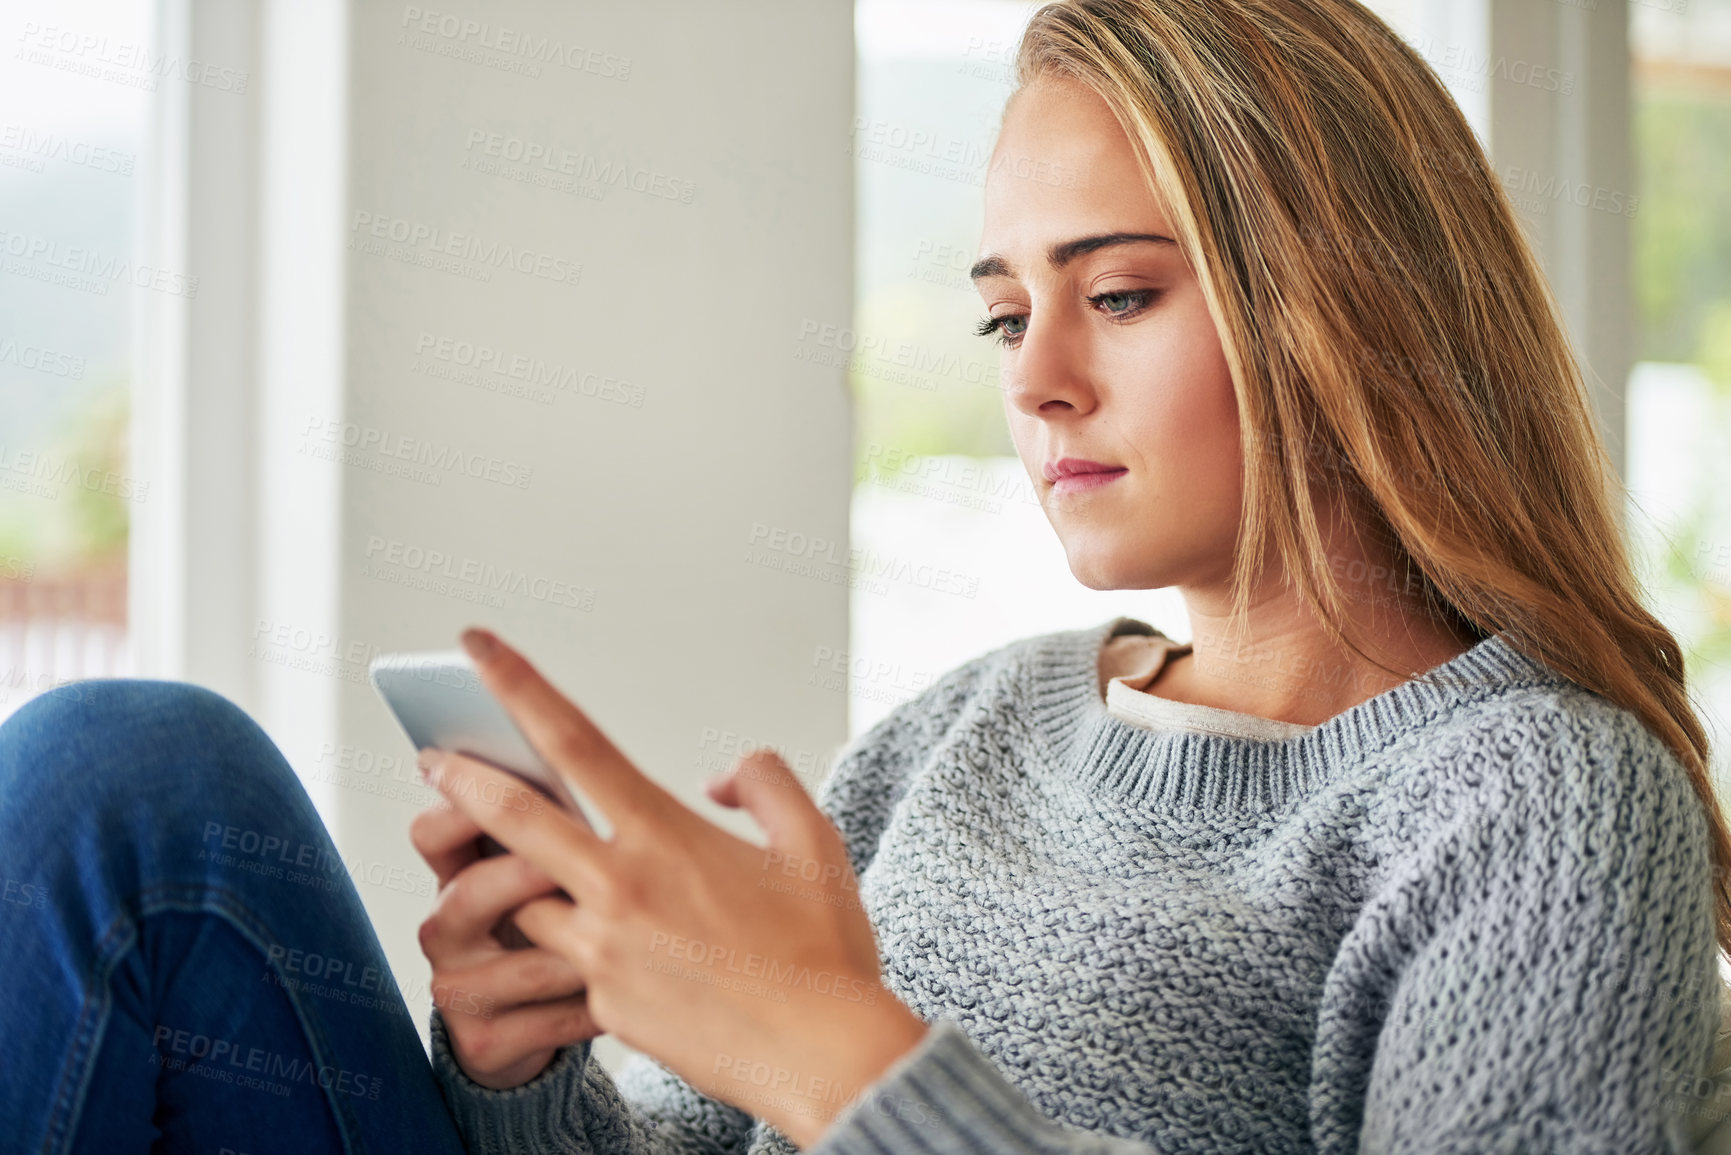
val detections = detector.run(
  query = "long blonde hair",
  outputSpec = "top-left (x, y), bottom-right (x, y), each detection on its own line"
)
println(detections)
top-left (1011, 0), bottom-right (1731, 958)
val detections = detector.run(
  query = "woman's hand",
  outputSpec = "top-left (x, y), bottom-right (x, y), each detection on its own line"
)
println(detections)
top-left (418, 627), bottom-right (930, 1147)
top-left (409, 798), bottom-right (602, 1089)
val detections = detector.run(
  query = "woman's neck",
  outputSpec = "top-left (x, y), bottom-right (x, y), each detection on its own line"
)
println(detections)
top-left (1151, 613), bottom-right (1473, 728)
top-left (1159, 536), bottom-right (1478, 727)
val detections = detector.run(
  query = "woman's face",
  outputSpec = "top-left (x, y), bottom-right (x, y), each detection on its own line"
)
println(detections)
top-left (974, 75), bottom-right (1246, 592)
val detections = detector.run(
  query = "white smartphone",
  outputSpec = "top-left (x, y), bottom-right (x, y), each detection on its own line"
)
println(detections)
top-left (368, 649), bottom-right (609, 839)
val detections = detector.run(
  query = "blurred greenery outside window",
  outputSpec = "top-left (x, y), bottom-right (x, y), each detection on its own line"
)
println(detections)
top-left (0, 0), bottom-right (147, 699)
top-left (1628, 1), bottom-right (1731, 793)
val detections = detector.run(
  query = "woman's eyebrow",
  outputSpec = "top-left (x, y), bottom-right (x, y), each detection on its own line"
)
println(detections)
top-left (969, 232), bottom-right (1176, 282)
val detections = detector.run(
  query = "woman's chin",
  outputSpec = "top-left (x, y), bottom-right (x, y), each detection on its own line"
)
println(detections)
top-left (1062, 545), bottom-right (1142, 591)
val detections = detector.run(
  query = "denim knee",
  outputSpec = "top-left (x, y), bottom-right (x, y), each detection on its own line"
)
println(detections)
top-left (0, 679), bottom-right (309, 846)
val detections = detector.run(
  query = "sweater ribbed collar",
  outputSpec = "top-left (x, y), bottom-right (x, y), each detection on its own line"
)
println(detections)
top-left (1026, 615), bottom-right (1565, 814)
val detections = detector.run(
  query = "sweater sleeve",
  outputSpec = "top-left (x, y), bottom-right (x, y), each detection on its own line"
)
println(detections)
top-left (428, 1007), bottom-right (767, 1153)
top-left (423, 649), bottom-right (1002, 1154)
top-left (1345, 702), bottom-right (1723, 1155)
top-left (805, 1016), bottom-right (1164, 1153)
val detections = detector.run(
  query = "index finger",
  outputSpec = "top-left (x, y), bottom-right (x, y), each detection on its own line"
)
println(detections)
top-left (457, 628), bottom-right (663, 829)
top-left (425, 748), bottom-right (609, 901)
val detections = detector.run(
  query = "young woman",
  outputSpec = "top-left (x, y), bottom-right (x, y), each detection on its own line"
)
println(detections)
top-left (3, 0), bottom-right (1726, 1151)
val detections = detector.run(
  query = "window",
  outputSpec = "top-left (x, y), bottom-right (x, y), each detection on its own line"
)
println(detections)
top-left (1629, 0), bottom-right (1731, 789)
top-left (0, 0), bottom-right (153, 721)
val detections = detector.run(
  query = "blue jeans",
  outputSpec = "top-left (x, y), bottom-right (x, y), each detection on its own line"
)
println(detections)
top-left (0, 679), bottom-right (473, 1154)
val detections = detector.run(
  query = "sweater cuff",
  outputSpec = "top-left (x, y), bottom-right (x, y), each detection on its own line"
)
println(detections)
top-left (811, 1017), bottom-right (1061, 1154)
top-left (428, 1008), bottom-right (593, 1155)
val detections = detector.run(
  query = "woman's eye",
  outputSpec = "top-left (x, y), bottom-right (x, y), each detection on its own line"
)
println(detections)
top-left (973, 313), bottom-right (1029, 347)
top-left (1091, 289), bottom-right (1155, 317)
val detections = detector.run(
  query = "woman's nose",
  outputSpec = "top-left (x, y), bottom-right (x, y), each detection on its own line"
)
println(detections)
top-left (1000, 318), bottom-right (1097, 418)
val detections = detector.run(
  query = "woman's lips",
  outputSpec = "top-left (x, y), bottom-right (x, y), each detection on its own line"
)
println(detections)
top-left (1050, 468), bottom-right (1127, 493)
top-left (1043, 457), bottom-right (1127, 494)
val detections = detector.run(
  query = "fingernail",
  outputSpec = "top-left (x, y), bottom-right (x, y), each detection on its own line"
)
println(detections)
top-left (417, 748), bottom-right (442, 780)
top-left (460, 628), bottom-right (498, 662)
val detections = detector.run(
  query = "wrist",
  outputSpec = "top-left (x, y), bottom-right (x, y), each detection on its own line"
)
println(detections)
top-left (770, 985), bottom-right (930, 1149)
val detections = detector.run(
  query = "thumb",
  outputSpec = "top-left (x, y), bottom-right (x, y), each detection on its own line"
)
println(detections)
top-left (707, 748), bottom-right (824, 851)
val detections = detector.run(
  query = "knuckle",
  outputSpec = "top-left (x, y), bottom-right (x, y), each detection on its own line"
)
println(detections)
top-left (490, 653), bottom-right (534, 698)
top-left (567, 934), bottom-right (599, 975)
top-left (408, 808), bottom-right (441, 855)
top-left (515, 953), bottom-right (551, 993)
top-left (487, 779), bottom-right (533, 819)
top-left (434, 873), bottom-right (471, 921)
top-left (590, 936), bottom-right (624, 976)
top-left (512, 852), bottom-right (553, 888)
top-left (526, 951), bottom-right (572, 993)
top-left (602, 799), bottom-right (652, 842)
top-left (417, 915), bottom-right (442, 956)
top-left (460, 1019), bottom-right (499, 1068)
top-left (584, 873), bottom-right (623, 917)
top-left (508, 783), bottom-right (542, 818)
top-left (551, 725), bottom-right (600, 767)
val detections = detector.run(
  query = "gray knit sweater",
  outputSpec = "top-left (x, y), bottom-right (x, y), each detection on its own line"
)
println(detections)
top-left (426, 614), bottom-right (1723, 1153)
